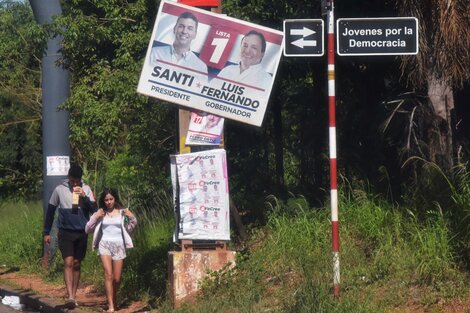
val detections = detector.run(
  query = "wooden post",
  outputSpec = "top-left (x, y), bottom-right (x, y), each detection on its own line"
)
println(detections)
top-left (178, 109), bottom-right (192, 154)
top-left (175, 0), bottom-right (246, 245)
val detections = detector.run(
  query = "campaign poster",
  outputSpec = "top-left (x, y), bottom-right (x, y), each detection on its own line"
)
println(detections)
top-left (137, 0), bottom-right (284, 127)
top-left (46, 156), bottom-right (70, 176)
top-left (170, 149), bottom-right (230, 241)
top-left (185, 111), bottom-right (224, 145)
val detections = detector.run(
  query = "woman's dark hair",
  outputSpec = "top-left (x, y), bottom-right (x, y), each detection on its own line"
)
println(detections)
top-left (98, 187), bottom-right (124, 210)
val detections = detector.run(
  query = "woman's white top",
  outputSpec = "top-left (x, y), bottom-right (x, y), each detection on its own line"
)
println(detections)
top-left (101, 215), bottom-right (122, 241)
top-left (85, 209), bottom-right (138, 251)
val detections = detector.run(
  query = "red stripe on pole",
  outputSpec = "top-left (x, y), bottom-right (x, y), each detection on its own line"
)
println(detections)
top-left (329, 97), bottom-right (336, 126)
top-left (328, 33), bottom-right (335, 53)
top-left (334, 283), bottom-right (340, 297)
top-left (332, 221), bottom-right (339, 251)
top-left (330, 158), bottom-right (337, 189)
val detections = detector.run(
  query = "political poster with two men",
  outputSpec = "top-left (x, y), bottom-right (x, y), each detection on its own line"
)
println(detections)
top-left (137, 0), bottom-right (284, 127)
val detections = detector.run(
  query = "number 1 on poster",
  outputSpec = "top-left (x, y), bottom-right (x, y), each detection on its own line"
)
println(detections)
top-left (209, 38), bottom-right (229, 63)
top-left (199, 26), bottom-right (238, 69)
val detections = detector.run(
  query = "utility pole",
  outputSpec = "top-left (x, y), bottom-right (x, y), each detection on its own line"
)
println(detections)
top-left (29, 0), bottom-right (71, 267)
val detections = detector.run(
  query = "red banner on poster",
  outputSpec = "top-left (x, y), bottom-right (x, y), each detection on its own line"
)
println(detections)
top-left (178, 0), bottom-right (219, 6)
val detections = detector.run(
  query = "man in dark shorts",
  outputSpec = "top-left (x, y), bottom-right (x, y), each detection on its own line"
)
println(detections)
top-left (43, 164), bottom-right (97, 308)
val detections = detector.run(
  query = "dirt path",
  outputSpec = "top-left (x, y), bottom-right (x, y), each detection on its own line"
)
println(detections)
top-left (2, 268), bottom-right (468, 312)
top-left (0, 269), bottom-right (149, 313)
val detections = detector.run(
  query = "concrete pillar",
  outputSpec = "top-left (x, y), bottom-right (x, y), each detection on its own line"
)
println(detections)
top-left (168, 250), bottom-right (236, 307)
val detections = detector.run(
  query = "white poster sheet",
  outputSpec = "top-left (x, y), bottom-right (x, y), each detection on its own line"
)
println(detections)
top-left (170, 149), bottom-right (230, 240)
top-left (137, 0), bottom-right (284, 127)
top-left (46, 156), bottom-right (70, 176)
top-left (185, 111), bottom-right (224, 145)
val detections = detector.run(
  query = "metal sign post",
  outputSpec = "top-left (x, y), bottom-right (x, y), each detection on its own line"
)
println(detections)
top-left (283, 0), bottom-right (340, 298)
top-left (282, 2), bottom-right (419, 300)
top-left (325, 0), bottom-right (340, 298)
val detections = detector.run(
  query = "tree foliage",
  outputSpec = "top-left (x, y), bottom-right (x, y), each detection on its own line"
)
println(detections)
top-left (399, 0), bottom-right (470, 89)
top-left (54, 0), bottom-right (174, 199)
top-left (0, 0), bottom-right (468, 220)
top-left (391, 0), bottom-right (470, 173)
top-left (0, 1), bottom-right (45, 198)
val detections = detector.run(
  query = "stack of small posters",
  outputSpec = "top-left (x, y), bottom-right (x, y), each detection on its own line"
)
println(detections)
top-left (170, 149), bottom-right (230, 240)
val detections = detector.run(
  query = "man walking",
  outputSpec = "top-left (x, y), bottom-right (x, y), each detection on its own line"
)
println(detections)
top-left (43, 164), bottom-right (97, 308)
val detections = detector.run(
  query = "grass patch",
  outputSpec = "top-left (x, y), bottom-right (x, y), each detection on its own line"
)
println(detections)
top-left (161, 192), bottom-right (469, 312)
top-left (0, 201), bottom-right (43, 272)
top-left (1, 188), bottom-right (469, 312)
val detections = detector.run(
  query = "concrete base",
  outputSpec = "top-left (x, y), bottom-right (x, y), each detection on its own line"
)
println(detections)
top-left (168, 250), bottom-right (236, 307)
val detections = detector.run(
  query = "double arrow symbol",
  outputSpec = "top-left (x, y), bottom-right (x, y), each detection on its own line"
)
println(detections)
top-left (290, 27), bottom-right (317, 48)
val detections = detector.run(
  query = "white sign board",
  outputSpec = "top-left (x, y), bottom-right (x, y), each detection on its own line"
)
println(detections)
top-left (170, 149), bottom-right (230, 241)
top-left (137, 0), bottom-right (284, 127)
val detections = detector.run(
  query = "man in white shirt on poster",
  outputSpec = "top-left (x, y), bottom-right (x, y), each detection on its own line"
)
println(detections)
top-left (149, 12), bottom-right (208, 81)
top-left (217, 30), bottom-right (272, 91)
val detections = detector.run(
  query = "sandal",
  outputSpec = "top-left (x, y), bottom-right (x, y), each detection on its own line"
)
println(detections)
top-left (64, 299), bottom-right (76, 309)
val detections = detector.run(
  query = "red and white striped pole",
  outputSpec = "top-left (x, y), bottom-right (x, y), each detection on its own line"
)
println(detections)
top-left (325, 0), bottom-right (340, 297)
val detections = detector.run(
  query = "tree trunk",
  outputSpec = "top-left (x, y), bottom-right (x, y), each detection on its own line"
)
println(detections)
top-left (426, 70), bottom-right (454, 171)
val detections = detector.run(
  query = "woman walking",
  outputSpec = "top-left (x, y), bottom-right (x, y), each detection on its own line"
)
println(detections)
top-left (85, 188), bottom-right (137, 312)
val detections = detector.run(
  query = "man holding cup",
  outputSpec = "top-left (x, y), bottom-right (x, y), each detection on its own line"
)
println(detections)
top-left (43, 164), bottom-right (97, 308)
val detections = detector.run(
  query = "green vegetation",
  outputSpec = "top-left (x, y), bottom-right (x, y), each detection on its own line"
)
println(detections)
top-left (166, 190), bottom-right (468, 312)
top-left (0, 1), bottom-right (44, 198)
top-left (1, 0), bottom-right (469, 311)
top-left (0, 201), bottom-right (43, 270)
top-left (1, 177), bottom-right (469, 311)
top-left (1, 0), bottom-right (469, 208)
